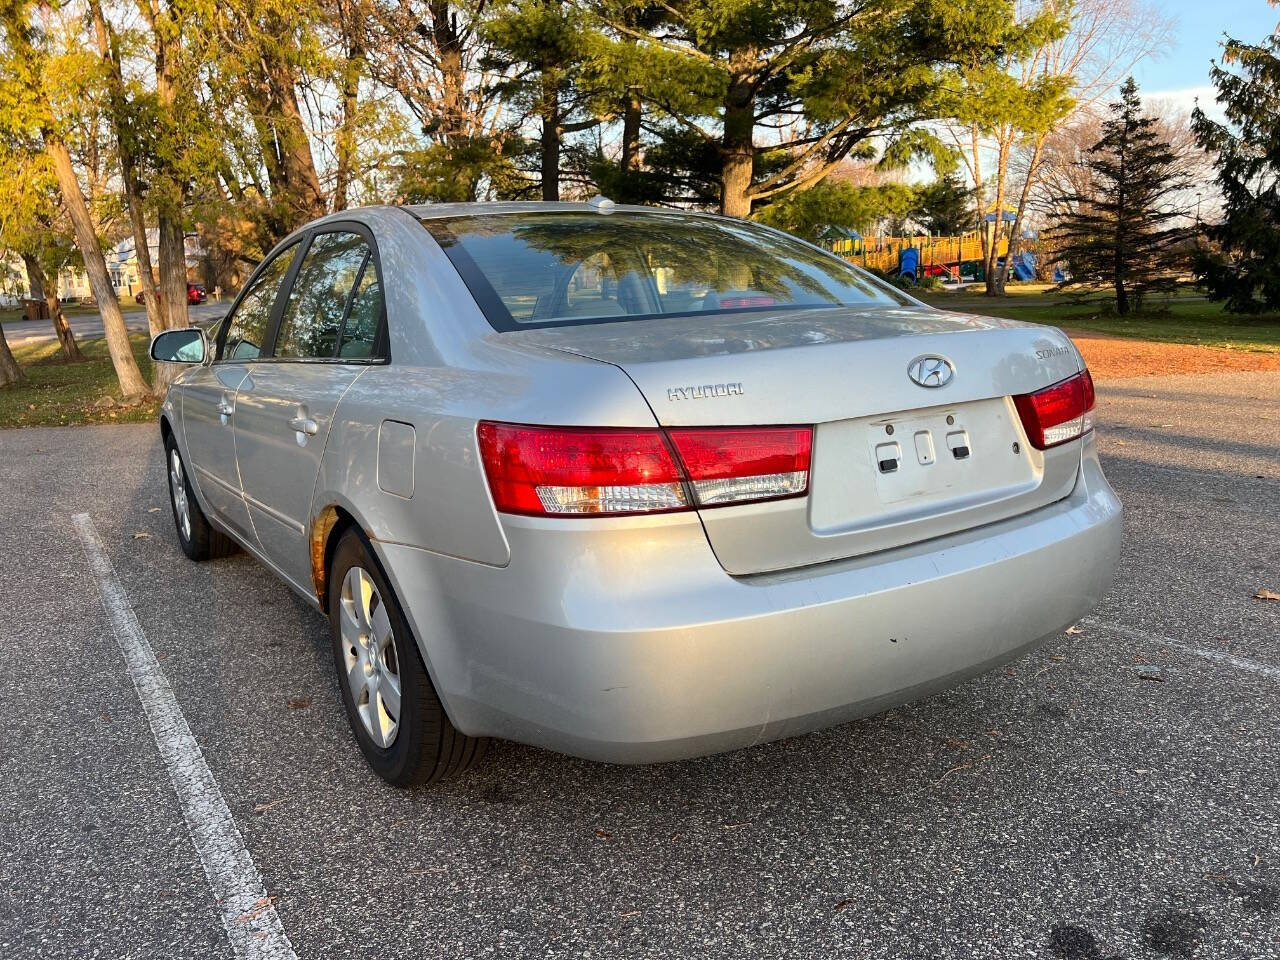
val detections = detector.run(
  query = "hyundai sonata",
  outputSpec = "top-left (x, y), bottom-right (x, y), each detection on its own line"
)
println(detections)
top-left (150, 201), bottom-right (1122, 785)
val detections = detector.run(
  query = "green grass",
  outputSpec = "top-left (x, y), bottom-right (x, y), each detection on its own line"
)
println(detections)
top-left (916, 284), bottom-right (1280, 354)
top-left (0, 333), bottom-right (161, 428)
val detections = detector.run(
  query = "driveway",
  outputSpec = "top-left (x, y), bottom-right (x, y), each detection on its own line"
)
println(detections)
top-left (1, 372), bottom-right (1277, 959)
top-left (2, 301), bottom-right (229, 346)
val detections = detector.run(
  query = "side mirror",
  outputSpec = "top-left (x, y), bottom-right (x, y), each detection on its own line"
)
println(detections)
top-left (150, 328), bottom-right (208, 364)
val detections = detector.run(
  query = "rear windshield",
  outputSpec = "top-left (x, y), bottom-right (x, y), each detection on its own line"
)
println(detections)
top-left (422, 211), bottom-right (911, 331)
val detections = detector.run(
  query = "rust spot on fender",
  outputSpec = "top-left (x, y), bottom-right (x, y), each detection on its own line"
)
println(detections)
top-left (310, 507), bottom-right (340, 606)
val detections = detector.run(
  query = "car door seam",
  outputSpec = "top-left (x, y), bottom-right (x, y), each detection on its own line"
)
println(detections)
top-left (304, 366), bottom-right (370, 540)
top-left (229, 365), bottom-right (265, 547)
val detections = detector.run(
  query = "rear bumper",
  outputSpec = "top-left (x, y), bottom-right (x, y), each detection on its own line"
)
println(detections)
top-left (378, 436), bottom-right (1122, 763)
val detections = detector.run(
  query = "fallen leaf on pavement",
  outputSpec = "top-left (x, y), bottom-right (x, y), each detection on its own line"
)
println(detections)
top-left (132, 531), bottom-right (152, 540)
top-left (148, 507), bottom-right (162, 513)
top-left (593, 828), bottom-right (613, 840)
top-left (253, 799), bottom-right (285, 814)
top-left (1065, 625), bottom-right (1083, 635)
top-left (235, 895), bottom-right (279, 922)
top-left (1255, 588), bottom-right (1280, 602)
top-left (286, 695), bottom-right (312, 710)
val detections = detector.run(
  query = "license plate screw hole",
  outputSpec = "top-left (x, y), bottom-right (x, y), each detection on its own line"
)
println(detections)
top-left (1012, 441), bottom-right (1020, 454)
top-left (946, 414), bottom-right (955, 425)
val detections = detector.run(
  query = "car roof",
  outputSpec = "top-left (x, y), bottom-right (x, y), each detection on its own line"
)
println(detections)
top-left (400, 200), bottom-right (711, 221)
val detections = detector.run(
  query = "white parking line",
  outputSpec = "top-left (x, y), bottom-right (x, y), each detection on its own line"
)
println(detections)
top-left (72, 513), bottom-right (298, 960)
top-left (1083, 616), bottom-right (1280, 681)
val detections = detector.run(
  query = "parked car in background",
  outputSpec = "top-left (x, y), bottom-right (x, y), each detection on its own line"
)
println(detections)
top-left (150, 202), bottom-right (1122, 786)
top-left (134, 282), bottom-right (207, 306)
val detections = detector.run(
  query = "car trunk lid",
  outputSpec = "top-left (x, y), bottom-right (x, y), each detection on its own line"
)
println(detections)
top-left (503, 306), bottom-right (1085, 575)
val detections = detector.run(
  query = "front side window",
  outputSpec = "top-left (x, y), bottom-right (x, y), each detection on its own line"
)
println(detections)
top-left (423, 212), bottom-right (911, 331)
top-left (220, 246), bottom-right (297, 361)
top-left (275, 231), bottom-right (372, 359)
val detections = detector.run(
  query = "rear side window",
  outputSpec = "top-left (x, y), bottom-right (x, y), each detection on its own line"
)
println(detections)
top-left (338, 262), bottom-right (383, 359)
top-left (275, 231), bottom-right (371, 359)
top-left (221, 246), bottom-right (296, 360)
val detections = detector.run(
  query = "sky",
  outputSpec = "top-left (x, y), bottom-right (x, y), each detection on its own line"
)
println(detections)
top-left (1133, 0), bottom-right (1278, 118)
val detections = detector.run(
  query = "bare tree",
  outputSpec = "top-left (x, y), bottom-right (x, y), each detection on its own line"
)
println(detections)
top-left (946, 0), bottom-right (1176, 293)
top-left (363, 0), bottom-right (513, 199)
top-left (1030, 99), bottom-right (1212, 279)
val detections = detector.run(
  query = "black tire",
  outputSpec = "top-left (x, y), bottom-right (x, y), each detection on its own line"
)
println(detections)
top-left (164, 432), bottom-right (236, 561)
top-left (327, 529), bottom-right (488, 786)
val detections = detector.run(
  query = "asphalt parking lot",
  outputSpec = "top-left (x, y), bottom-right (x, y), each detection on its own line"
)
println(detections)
top-left (1, 371), bottom-right (1278, 959)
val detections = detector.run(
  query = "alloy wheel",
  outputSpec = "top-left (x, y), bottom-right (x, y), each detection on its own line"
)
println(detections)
top-left (338, 565), bottom-right (402, 748)
top-left (169, 448), bottom-right (191, 542)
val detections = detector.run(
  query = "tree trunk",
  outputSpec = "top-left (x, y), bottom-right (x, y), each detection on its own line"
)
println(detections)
top-left (0, 322), bottom-right (24, 387)
top-left (153, 215), bottom-right (188, 392)
top-left (89, 0), bottom-right (163, 340)
top-left (971, 125), bottom-right (987, 271)
top-left (271, 60), bottom-right (328, 226)
top-left (45, 136), bottom-right (149, 399)
top-left (984, 139), bottom-right (1010, 295)
top-left (158, 215), bottom-right (189, 332)
top-left (22, 253), bottom-right (82, 362)
top-left (620, 93), bottom-right (641, 174)
top-left (540, 72), bottom-right (561, 202)
top-left (997, 136), bottom-right (1045, 295)
top-left (1114, 141), bottom-right (1128, 314)
top-left (719, 59), bottom-right (756, 218)
top-left (332, 56), bottom-right (361, 211)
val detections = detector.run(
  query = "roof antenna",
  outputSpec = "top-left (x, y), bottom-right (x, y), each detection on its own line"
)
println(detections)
top-left (586, 195), bottom-right (616, 213)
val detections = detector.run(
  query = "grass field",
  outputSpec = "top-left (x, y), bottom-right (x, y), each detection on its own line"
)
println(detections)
top-left (0, 333), bottom-right (160, 428)
top-left (917, 284), bottom-right (1280, 354)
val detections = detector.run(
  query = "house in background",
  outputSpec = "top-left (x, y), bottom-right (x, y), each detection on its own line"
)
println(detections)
top-left (0, 253), bottom-right (93, 305)
top-left (107, 230), bottom-right (207, 299)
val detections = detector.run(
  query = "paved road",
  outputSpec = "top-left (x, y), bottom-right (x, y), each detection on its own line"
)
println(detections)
top-left (2, 302), bottom-right (228, 346)
top-left (1, 372), bottom-right (1278, 959)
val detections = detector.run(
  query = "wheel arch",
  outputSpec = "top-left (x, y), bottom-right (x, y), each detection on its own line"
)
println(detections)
top-left (311, 503), bottom-right (358, 610)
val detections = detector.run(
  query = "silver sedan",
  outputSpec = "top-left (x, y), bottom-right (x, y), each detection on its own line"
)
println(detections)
top-left (151, 202), bottom-right (1122, 785)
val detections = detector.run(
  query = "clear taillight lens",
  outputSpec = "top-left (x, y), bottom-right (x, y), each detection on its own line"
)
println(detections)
top-left (1013, 369), bottom-right (1096, 449)
top-left (476, 422), bottom-right (812, 517)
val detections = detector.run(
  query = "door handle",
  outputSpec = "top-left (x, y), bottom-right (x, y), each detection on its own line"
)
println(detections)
top-left (217, 399), bottom-right (233, 424)
top-left (288, 416), bottom-right (319, 436)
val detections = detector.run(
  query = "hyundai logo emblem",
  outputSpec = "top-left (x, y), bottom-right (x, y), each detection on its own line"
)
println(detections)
top-left (907, 355), bottom-right (955, 388)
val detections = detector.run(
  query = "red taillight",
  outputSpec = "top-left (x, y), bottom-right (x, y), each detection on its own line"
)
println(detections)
top-left (476, 423), bottom-right (686, 516)
top-left (1013, 369), bottom-right (1096, 449)
top-left (667, 426), bottom-right (811, 507)
top-left (476, 422), bottom-right (812, 517)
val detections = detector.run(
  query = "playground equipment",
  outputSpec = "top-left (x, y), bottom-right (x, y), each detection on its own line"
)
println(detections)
top-left (824, 205), bottom-right (1038, 284)
top-left (827, 231), bottom-right (1042, 284)
top-left (828, 233), bottom-right (1009, 280)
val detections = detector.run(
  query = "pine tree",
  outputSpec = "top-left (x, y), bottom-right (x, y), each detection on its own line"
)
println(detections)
top-left (915, 173), bottom-right (974, 235)
top-left (1192, 11), bottom-right (1280, 313)
top-left (1048, 78), bottom-right (1192, 315)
